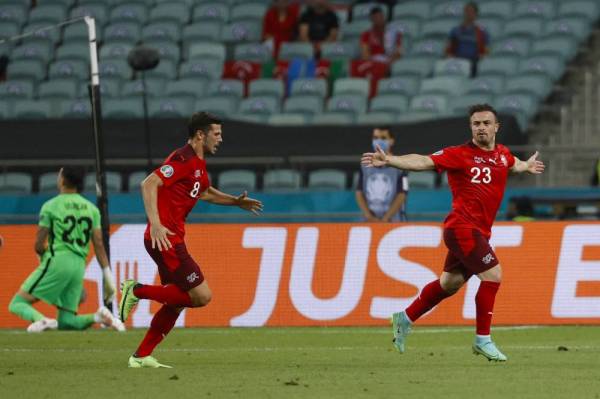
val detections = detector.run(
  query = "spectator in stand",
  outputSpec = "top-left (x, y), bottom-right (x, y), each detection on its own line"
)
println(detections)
top-left (350, 0), bottom-right (397, 22)
top-left (360, 7), bottom-right (402, 63)
top-left (445, 2), bottom-right (489, 76)
top-left (298, 0), bottom-right (339, 56)
top-left (262, 0), bottom-right (301, 59)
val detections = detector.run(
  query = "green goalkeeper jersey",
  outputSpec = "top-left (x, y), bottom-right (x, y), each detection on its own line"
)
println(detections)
top-left (39, 193), bottom-right (101, 259)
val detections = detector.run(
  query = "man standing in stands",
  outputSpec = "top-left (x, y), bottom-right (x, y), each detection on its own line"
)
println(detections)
top-left (356, 127), bottom-right (408, 222)
top-left (446, 2), bottom-right (489, 76)
top-left (360, 7), bottom-right (403, 64)
top-left (262, 0), bottom-right (300, 59)
top-left (299, 0), bottom-right (339, 56)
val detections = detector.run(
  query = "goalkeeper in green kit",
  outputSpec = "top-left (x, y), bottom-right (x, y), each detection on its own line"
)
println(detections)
top-left (8, 167), bottom-right (124, 332)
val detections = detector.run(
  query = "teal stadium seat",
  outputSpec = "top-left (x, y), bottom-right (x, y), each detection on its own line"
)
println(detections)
top-left (504, 75), bottom-right (552, 99)
top-left (206, 79), bottom-right (245, 100)
top-left (218, 170), bottom-right (257, 192)
top-left (8, 60), bottom-right (46, 80)
top-left (327, 95), bottom-right (368, 114)
top-left (356, 112), bottom-right (396, 125)
top-left (557, 1), bottom-right (599, 21)
top-left (0, 21), bottom-right (19, 40)
top-left (0, 101), bottom-right (10, 119)
top-left (13, 100), bottom-right (54, 119)
top-left (513, 1), bottom-right (556, 19)
top-left (110, 3), bottom-right (149, 24)
top-left (370, 94), bottom-right (409, 114)
top-left (479, 1), bottom-right (513, 19)
top-left (239, 96), bottom-right (281, 116)
top-left (502, 17), bottom-right (543, 38)
top-left (290, 78), bottom-right (328, 98)
top-left (142, 22), bottom-right (181, 42)
top-left (23, 22), bottom-right (61, 45)
top-left (78, 78), bottom-right (120, 99)
top-left (495, 94), bottom-right (537, 130)
top-left (187, 42), bottom-right (226, 61)
top-left (477, 17), bottom-right (502, 39)
top-left (234, 42), bottom-right (271, 62)
top-left (0, 79), bottom-right (35, 99)
top-left (193, 3), bottom-right (229, 23)
top-left (279, 43), bottom-right (314, 61)
top-left (55, 43), bottom-right (90, 63)
top-left (221, 21), bottom-right (262, 42)
top-left (127, 171), bottom-right (147, 192)
top-left (391, 57), bottom-right (435, 78)
top-left (104, 22), bottom-right (142, 45)
top-left (450, 94), bottom-right (494, 116)
top-left (38, 172), bottom-right (59, 193)
top-left (263, 169), bottom-right (302, 191)
top-left (100, 59), bottom-right (132, 80)
top-left (0, 4), bottom-right (27, 27)
top-left (184, 22), bottom-right (223, 42)
top-left (233, 114), bottom-right (267, 124)
top-left (148, 97), bottom-right (194, 118)
top-left (149, 40), bottom-right (181, 64)
top-left (421, 18), bottom-right (459, 39)
top-left (419, 76), bottom-right (466, 96)
top-left (387, 19), bottom-right (421, 38)
top-left (377, 76), bottom-right (420, 96)
top-left (11, 42), bottom-right (53, 65)
top-left (434, 58), bottom-right (471, 77)
top-left (321, 42), bottom-right (359, 61)
top-left (195, 97), bottom-right (239, 118)
top-left (431, 1), bottom-right (464, 18)
top-left (397, 112), bottom-right (445, 123)
top-left (465, 76), bottom-right (505, 95)
top-left (518, 56), bottom-right (564, 80)
top-left (70, 4), bottom-right (109, 25)
top-left (284, 96), bottom-right (324, 116)
top-left (353, 2), bottom-right (389, 21)
top-left (120, 79), bottom-right (165, 97)
top-left (544, 18), bottom-right (591, 41)
top-left (342, 20), bottom-right (371, 41)
top-left (249, 79), bottom-right (285, 99)
top-left (62, 23), bottom-right (99, 44)
top-left (478, 56), bottom-right (519, 77)
top-left (145, 59), bottom-right (177, 80)
top-left (100, 43), bottom-right (134, 60)
top-left (165, 79), bottom-right (207, 100)
top-left (267, 114), bottom-right (308, 126)
top-left (60, 99), bottom-right (92, 118)
top-left (0, 173), bottom-right (33, 194)
top-left (392, 1), bottom-right (431, 20)
top-left (308, 169), bottom-right (346, 190)
top-left (28, 5), bottom-right (67, 25)
top-left (103, 98), bottom-right (144, 119)
top-left (84, 172), bottom-right (122, 193)
top-left (38, 79), bottom-right (79, 99)
top-left (409, 94), bottom-right (449, 114)
top-left (334, 78), bottom-right (370, 97)
top-left (531, 37), bottom-right (577, 60)
top-left (148, 2), bottom-right (190, 24)
top-left (312, 113), bottom-right (354, 125)
top-left (230, 3), bottom-right (268, 21)
top-left (490, 37), bottom-right (531, 57)
top-left (407, 39), bottom-right (445, 57)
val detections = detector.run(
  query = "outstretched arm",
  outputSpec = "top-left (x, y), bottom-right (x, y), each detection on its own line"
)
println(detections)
top-left (362, 146), bottom-right (435, 171)
top-left (199, 187), bottom-right (263, 215)
top-left (511, 151), bottom-right (545, 174)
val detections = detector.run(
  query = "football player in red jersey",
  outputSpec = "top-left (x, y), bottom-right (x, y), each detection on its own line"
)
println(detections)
top-left (119, 112), bottom-right (263, 368)
top-left (362, 104), bottom-right (544, 362)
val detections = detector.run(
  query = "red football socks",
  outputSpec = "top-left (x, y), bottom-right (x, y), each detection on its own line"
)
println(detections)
top-left (475, 281), bottom-right (500, 335)
top-left (135, 305), bottom-right (180, 357)
top-left (405, 279), bottom-right (452, 323)
top-left (133, 284), bottom-right (193, 307)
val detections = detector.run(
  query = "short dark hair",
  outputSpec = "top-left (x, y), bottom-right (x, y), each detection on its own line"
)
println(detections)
top-left (187, 111), bottom-right (222, 138)
top-left (468, 103), bottom-right (498, 122)
top-left (370, 6), bottom-right (384, 16)
top-left (465, 1), bottom-right (479, 14)
top-left (61, 166), bottom-right (85, 192)
top-left (373, 126), bottom-right (394, 138)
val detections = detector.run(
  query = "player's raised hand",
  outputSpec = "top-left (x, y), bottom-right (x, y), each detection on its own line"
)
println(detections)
top-left (526, 151), bottom-right (545, 174)
top-left (150, 223), bottom-right (175, 251)
top-left (361, 145), bottom-right (387, 168)
top-left (236, 191), bottom-right (263, 216)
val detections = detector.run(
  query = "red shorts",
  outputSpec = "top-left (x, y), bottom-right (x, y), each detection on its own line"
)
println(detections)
top-left (443, 228), bottom-right (499, 279)
top-left (144, 240), bottom-right (205, 292)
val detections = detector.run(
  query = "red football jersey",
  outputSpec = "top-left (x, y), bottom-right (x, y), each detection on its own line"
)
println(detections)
top-left (144, 144), bottom-right (210, 243)
top-left (429, 141), bottom-right (515, 237)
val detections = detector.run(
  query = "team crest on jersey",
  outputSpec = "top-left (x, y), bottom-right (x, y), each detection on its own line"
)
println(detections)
top-left (500, 154), bottom-right (507, 166)
top-left (160, 165), bottom-right (174, 178)
top-left (194, 169), bottom-right (202, 178)
top-left (474, 156), bottom-right (485, 164)
top-left (432, 150), bottom-right (444, 156)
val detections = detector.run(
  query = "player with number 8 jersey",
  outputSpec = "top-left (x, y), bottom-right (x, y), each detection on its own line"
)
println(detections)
top-left (362, 104), bottom-right (545, 362)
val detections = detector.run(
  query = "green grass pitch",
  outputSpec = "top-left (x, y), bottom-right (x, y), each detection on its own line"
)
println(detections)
top-left (1, 326), bottom-right (599, 398)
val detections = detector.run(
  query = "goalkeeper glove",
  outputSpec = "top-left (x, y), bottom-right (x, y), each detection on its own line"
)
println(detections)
top-left (102, 266), bottom-right (116, 304)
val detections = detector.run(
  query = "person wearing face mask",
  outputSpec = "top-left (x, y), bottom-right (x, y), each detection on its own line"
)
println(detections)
top-left (356, 127), bottom-right (408, 222)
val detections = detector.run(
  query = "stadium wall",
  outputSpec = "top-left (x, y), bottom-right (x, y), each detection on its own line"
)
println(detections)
top-left (0, 222), bottom-right (599, 328)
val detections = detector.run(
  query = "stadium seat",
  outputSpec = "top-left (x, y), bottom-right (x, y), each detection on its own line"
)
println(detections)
top-left (7, 60), bottom-right (46, 80)
top-left (490, 37), bottom-right (531, 57)
top-left (70, 4), bottom-right (109, 25)
top-left (409, 94), bottom-right (449, 114)
top-left (38, 172), bottom-right (59, 193)
top-left (514, 1), bottom-right (556, 19)
top-left (239, 96), bottom-right (280, 116)
top-left (557, 0), bottom-right (599, 20)
top-left (421, 18), bottom-right (459, 39)
top-left (353, 2), bottom-right (389, 21)
top-left (144, 59), bottom-right (177, 80)
top-left (120, 79), bottom-right (165, 98)
top-left (407, 39), bottom-right (445, 57)
top-left (99, 59), bottom-right (132, 80)
top-left (0, 21), bottom-right (19, 41)
top-left (187, 42), bottom-right (226, 62)
top-left (192, 3), bottom-right (230, 23)
top-left (249, 79), bottom-right (285, 99)
top-left (308, 169), bottom-right (346, 190)
top-left (279, 43), bottom-right (314, 61)
top-left (0, 172), bottom-right (33, 194)
top-left (544, 18), bottom-right (591, 41)
top-left (370, 94), bottom-right (409, 114)
top-left (149, 2), bottom-right (190, 24)
top-left (77, 78), bottom-right (121, 99)
top-left (387, 19), bottom-right (421, 39)
top-left (183, 22), bottom-right (223, 43)
top-left (234, 42), bottom-right (271, 62)
top-left (478, 56), bottom-right (519, 77)
top-left (465, 76), bottom-right (505, 95)
top-left (449, 94), bottom-right (494, 116)
top-left (38, 79), bottom-right (79, 99)
top-left (431, 1), bottom-right (464, 18)
top-left (341, 20), bottom-right (371, 41)
top-left (377, 76), bottom-right (420, 96)
top-left (504, 75), bottom-right (552, 99)
top-left (195, 97), bottom-right (239, 118)
top-left (333, 78), bottom-right (370, 97)
top-left (434, 58), bottom-right (471, 77)
top-left (147, 40), bottom-right (181, 64)
top-left (284, 96), bottom-right (324, 116)
top-left (55, 43), bottom-right (90, 63)
top-left (397, 112), bottom-right (442, 123)
top-left (531, 37), bottom-right (577, 60)
top-left (391, 57), bottom-right (435, 78)
top-left (141, 22), bottom-right (181, 42)
top-left (496, 93), bottom-right (538, 117)
top-left (356, 112), bottom-right (396, 125)
top-left (103, 22), bottom-right (142, 45)
top-left (321, 42), bottom-right (360, 61)
top-left (477, 17), bottom-right (502, 39)
top-left (127, 171), bottom-right (147, 192)
top-left (0, 101), bottom-right (10, 119)
top-left (110, 3), bottom-right (149, 24)
top-left (0, 4), bottom-right (28, 27)
top-left (230, 3), bottom-right (267, 21)
top-left (62, 23), bottom-right (98, 44)
top-left (11, 42), bottom-right (53, 65)
top-left (218, 170), bottom-right (257, 192)
top-left (165, 79), bottom-right (207, 100)
top-left (502, 17), bottom-right (544, 38)
top-left (103, 98), bottom-right (144, 119)
top-left (59, 99), bottom-right (92, 118)
top-left (179, 59), bottom-right (223, 80)
top-left (206, 79), bottom-right (245, 100)
top-left (232, 114), bottom-right (267, 124)
top-left (267, 113), bottom-right (308, 126)
top-left (290, 78), bottom-right (328, 98)
top-left (518, 56), bottom-right (564, 80)
top-left (392, 1), bottom-right (431, 20)
top-left (479, 1), bottom-right (513, 19)
top-left (13, 100), bottom-right (54, 119)
top-left (0, 79), bottom-right (36, 99)
top-left (263, 169), bottom-right (302, 191)
top-left (419, 76), bottom-right (466, 96)
top-left (149, 97), bottom-right (194, 118)
top-left (409, 172), bottom-right (436, 189)
top-left (327, 95), bottom-right (368, 114)
top-left (221, 21), bottom-right (262, 43)
top-left (312, 112), bottom-right (354, 125)
top-left (100, 43), bottom-right (134, 60)
top-left (84, 172), bottom-right (122, 193)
